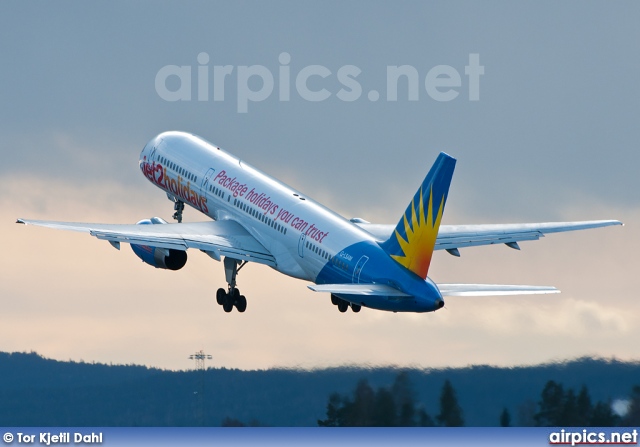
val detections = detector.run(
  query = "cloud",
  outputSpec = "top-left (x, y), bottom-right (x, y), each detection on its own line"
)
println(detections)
top-left (2, 174), bottom-right (637, 370)
top-left (2, 1), bottom-right (639, 370)
top-left (452, 297), bottom-right (628, 337)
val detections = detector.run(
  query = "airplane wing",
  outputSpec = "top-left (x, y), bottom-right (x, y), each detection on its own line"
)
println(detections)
top-left (16, 218), bottom-right (276, 267)
top-left (437, 284), bottom-right (559, 296)
top-left (356, 220), bottom-right (622, 253)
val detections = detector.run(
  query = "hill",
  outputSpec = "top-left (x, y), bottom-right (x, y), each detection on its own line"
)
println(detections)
top-left (0, 352), bottom-right (638, 426)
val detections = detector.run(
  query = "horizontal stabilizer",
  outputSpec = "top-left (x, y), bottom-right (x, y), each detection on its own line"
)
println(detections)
top-left (438, 284), bottom-right (559, 296)
top-left (308, 283), bottom-right (411, 297)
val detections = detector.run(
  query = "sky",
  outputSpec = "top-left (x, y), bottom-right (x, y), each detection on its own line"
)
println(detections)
top-left (1, 1), bottom-right (639, 371)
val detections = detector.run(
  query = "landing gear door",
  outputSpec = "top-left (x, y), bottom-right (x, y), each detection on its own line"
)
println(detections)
top-left (352, 255), bottom-right (369, 283)
top-left (298, 233), bottom-right (306, 258)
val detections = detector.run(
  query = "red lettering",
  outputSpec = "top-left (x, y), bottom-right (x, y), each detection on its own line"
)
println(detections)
top-left (214, 170), bottom-right (226, 183)
top-left (156, 164), bottom-right (164, 184)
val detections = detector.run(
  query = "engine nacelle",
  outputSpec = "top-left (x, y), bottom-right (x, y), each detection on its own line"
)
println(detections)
top-left (130, 217), bottom-right (187, 271)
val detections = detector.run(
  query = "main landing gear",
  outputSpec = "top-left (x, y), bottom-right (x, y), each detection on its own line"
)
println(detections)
top-left (216, 257), bottom-right (247, 313)
top-left (331, 294), bottom-right (361, 313)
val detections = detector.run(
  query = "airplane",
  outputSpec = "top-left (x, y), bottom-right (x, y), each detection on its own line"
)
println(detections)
top-left (17, 131), bottom-right (622, 314)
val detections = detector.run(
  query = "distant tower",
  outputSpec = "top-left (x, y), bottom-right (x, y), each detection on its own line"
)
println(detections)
top-left (189, 350), bottom-right (212, 371)
top-left (189, 350), bottom-right (212, 425)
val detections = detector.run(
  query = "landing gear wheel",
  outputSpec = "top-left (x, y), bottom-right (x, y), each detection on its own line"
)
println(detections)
top-left (218, 257), bottom-right (249, 314)
top-left (337, 301), bottom-right (348, 313)
top-left (235, 295), bottom-right (247, 313)
top-left (216, 288), bottom-right (226, 305)
top-left (330, 295), bottom-right (339, 305)
top-left (351, 304), bottom-right (361, 313)
top-left (222, 294), bottom-right (234, 313)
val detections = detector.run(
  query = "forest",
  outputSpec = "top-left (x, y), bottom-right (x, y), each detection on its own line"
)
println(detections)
top-left (0, 351), bottom-right (638, 426)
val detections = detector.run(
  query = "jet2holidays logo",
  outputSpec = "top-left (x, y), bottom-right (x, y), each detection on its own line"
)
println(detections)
top-left (155, 52), bottom-right (484, 112)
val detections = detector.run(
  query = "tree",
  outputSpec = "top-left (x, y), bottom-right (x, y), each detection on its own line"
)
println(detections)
top-left (500, 408), bottom-right (511, 427)
top-left (436, 380), bottom-right (464, 427)
top-left (317, 372), bottom-right (434, 427)
top-left (373, 387), bottom-right (396, 426)
top-left (575, 386), bottom-right (593, 426)
top-left (535, 381), bottom-right (565, 426)
top-left (393, 371), bottom-right (416, 427)
top-left (318, 379), bottom-right (376, 426)
top-left (591, 401), bottom-right (619, 427)
top-left (560, 389), bottom-right (577, 425)
top-left (317, 393), bottom-right (344, 427)
top-left (622, 386), bottom-right (640, 426)
top-left (416, 407), bottom-right (434, 427)
top-left (346, 379), bottom-right (376, 426)
top-left (535, 381), bottom-right (619, 427)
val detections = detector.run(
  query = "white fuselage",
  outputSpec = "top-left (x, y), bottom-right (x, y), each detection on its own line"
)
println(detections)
top-left (139, 131), bottom-right (376, 282)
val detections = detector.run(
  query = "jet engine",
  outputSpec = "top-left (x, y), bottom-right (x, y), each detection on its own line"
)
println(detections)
top-left (130, 217), bottom-right (187, 270)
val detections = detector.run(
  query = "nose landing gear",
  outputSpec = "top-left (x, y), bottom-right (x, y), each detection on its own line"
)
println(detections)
top-left (172, 200), bottom-right (185, 223)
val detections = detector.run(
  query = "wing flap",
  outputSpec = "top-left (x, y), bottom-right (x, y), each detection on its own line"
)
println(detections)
top-left (308, 283), bottom-right (411, 297)
top-left (16, 219), bottom-right (276, 266)
top-left (92, 232), bottom-right (188, 251)
top-left (434, 231), bottom-right (541, 250)
top-left (438, 284), bottom-right (559, 296)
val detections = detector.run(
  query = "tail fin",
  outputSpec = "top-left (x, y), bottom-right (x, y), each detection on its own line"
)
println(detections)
top-left (380, 152), bottom-right (456, 279)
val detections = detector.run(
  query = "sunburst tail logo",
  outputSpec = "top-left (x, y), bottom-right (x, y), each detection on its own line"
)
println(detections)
top-left (381, 152), bottom-right (456, 279)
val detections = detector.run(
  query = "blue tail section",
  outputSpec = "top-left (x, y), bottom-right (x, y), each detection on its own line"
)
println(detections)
top-left (380, 152), bottom-right (456, 279)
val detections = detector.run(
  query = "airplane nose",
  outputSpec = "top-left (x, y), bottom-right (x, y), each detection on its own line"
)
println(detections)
top-left (140, 137), bottom-right (159, 166)
top-left (435, 298), bottom-right (445, 309)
